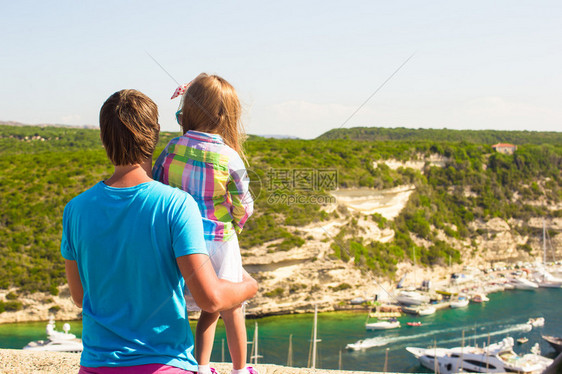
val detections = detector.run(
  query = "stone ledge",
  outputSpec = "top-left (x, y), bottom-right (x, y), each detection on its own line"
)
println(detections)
top-left (0, 349), bottom-right (386, 374)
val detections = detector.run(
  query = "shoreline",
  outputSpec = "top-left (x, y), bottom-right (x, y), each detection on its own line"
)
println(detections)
top-left (1, 263), bottom-right (559, 325)
top-left (0, 278), bottom-right (555, 326)
top-left (0, 308), bottom-right (373, 326)
top-left (1, 251), bottom-right (561, 325)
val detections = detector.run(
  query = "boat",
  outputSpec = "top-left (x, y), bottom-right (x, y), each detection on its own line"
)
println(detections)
top-left (534, 220), bottom-right (562, 288)
top-left (345, 338), bottom-right (383, 351)
top-left (417, 305), bottom-right (436, 316)
top-left (23, 319), bottom-right (83, 353)
top-left (510, 277), bottom-right (539, 290)
top-left (395, 290), bottom-right (429, 306)
top-left (401, 305), bottom-right (420, 315)
top-left (471, 293), bottom-right (489, 303)
top-left (503, 282), bottom-right (515, 290)
top-left (450, 295), bottom-right (469, 308)
top-left (435, 289), bottom-right (454, 296)
top-left (550, 264), bottom-right (562, 278)
top-left (532, 268), bottom-right (562, 288)
top-left (407, 321), bottom-right (422, 327)
top-left (366, 318), bottom-right (400, 330)
top-left (527, 317), bottom-right (545, 327)
top-left (536, 278), bottom-right (562, 288)
top-left (406, 337), bottom-right (552, 374)
top-left (530, 343), bottom-right (541, 355)
top-left (350, 297), bottom-right (366, 305)
top-left (517, 337), bottom-right (529, 344)
top-left (542, 335), bottom-right (562, 353)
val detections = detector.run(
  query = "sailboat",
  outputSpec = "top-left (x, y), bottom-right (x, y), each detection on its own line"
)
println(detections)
top-left (533, 220), bottom-right (562, 288)
top-left (509, 277), bottom-right (539, 290)
top-left (395, 249), bottom-right (430, 306)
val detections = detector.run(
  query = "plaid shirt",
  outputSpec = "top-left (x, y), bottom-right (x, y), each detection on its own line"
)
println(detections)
top-left (153, 130), bottom-right (253, 242)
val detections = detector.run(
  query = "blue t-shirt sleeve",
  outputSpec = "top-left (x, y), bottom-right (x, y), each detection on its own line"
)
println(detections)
top-left (170, 193), bottom-right (208, 258)
top-left (60, 203), bottom-right (76, 260)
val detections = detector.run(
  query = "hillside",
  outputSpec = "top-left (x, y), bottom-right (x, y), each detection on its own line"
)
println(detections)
top-left (1, 124), bottom-right (561, 319)
top-left (318, 126), bottom-right (562, 145)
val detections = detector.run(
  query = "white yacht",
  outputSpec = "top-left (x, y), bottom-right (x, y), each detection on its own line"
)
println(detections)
top-left (450, 294), bottom-right (469, 308)
top-left (532, 268), bottom-right (562, 288)
top-left (365, 318), bottom-right (400, 330)
top-left (396, 290), bottom-right (429, 306)
top-left (527, 317), bottom-right (545, 327)
top-left (509, 277), bottom-right (539, 290)
top-left (406, 337), bottom-right (552, 374)
top-left (23, 319), bottom-right (83, 353)
top-left (417, 305), bottom-right (436, 316)
top-left (346, 338), bottom-right (382, 351)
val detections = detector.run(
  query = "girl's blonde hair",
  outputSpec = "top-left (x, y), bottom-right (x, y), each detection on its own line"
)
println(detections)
top-left (179, 73), bottom-right (247, 161)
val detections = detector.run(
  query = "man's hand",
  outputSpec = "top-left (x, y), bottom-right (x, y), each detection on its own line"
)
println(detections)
top-left (241, 268), bottom-right (258, 295)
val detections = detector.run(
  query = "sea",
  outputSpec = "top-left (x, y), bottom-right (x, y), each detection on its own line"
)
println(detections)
top-left (1, 288), bottom-right (560, 373)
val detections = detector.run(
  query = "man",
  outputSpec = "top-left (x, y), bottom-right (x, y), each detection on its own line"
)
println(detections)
top-left (61, 89), bottom-right (258, 374)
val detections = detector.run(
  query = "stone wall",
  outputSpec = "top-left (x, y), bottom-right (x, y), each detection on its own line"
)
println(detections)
top-left (0, 349), bottom-right (386, 374)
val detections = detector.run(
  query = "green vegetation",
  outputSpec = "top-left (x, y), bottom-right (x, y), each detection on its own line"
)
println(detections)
top-left (319, 126), bottom-right (562, 145)
top-left (1, 124), bottom-right (561, 296)
top-left (0, 300), bottom-right (23, 312)
top-left (289, 283), bottom-right (307, 294)
top-left (330, 283), bottom-right (352, 291)
top-left (264, 287), bottom-right (284, 298)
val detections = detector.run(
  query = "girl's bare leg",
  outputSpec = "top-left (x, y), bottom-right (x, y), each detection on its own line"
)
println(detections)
top-left (220, 304), bottom-right (246, 370)
top-left (196, 310), bottom-right (221, 365)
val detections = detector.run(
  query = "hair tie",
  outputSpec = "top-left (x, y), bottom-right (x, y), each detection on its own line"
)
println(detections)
top-left (171, 81), bottom-right (193, 100)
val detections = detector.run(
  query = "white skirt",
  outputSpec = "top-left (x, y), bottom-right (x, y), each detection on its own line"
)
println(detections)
top-left (185, 234), bottom-right (244, 312)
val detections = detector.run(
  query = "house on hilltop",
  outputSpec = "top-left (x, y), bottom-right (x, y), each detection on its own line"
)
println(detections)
top-left (492, 143), bottom-right (517, 155)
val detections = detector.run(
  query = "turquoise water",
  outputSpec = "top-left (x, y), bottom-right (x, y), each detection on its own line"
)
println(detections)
top-left (1, 288), bottom-right (560, 372)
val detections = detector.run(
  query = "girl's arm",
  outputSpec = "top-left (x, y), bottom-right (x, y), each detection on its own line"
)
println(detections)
top-left (151, 143), bottom-right (170, 181)
top-left (227, 158), bottom-right (254, 232)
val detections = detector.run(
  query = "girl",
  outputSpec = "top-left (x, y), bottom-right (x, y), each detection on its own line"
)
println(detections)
top-left (153, 73), bottom-right (256, 374)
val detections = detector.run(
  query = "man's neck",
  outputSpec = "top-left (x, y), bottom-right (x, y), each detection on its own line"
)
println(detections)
top-left (104, 159), bottom-right (153, 188)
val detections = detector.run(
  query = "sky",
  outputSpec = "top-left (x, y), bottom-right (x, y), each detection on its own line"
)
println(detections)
top-left (1, 1), bottom-right (561, 139)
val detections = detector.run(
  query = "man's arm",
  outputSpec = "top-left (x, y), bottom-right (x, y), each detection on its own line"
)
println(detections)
top-left (177, 254), bottom-right (258, 313)
top-left (65, 259), bottom-right (84, 308)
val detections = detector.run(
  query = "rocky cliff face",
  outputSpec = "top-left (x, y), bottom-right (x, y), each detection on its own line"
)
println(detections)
top-left (241, 205), bottom-right (562, 316)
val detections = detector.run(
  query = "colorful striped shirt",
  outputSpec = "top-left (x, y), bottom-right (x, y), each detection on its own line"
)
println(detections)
top-left (153, 130), bottom-right (253, 242)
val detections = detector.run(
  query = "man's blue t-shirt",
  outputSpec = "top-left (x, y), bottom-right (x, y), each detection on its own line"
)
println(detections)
top-left (61, 181), bottom-right (207, 370)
